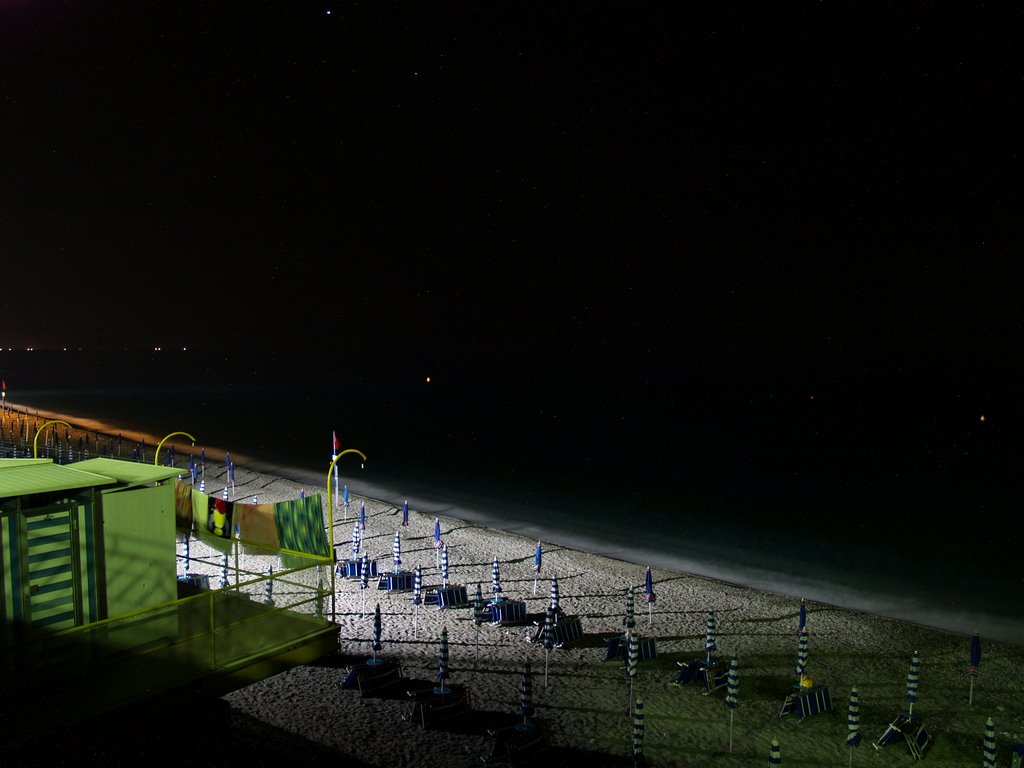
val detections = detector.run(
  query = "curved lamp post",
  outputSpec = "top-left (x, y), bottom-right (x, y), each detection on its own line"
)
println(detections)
top-left (33, 420), bottom-right (72, 459)
top-left (155, 431), bottom-right (197, 467)
top-left (326, 448), bottom-right (366, 622)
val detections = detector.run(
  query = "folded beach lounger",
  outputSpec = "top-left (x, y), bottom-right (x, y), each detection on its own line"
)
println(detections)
top-left (673, 659), bottom-right (703, 685)
top-left (605, 636), bottom-right (658, 662)
top-left (779, 685), bottom-right (833, 720)
top-left (356, 661), bottom-right (405, 698)
top-left (378, 570), bottom-right (415, 592)
top-left (484, 724), bottom-right (552, 766)
top-left (491, 599), bottom-right (527, 625)
top-left (873, 713), bottom-right (930, 759)
top-left (551, 615), bottom-right (583, 647)
top-left (436, 584), bottom-right (469, 608)
top-left (341, 558), bottom-right (378, 580)
top-left (703, 660), bottom-right (729, 695)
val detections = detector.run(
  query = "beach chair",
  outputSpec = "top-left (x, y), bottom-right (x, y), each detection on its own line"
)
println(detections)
top-left (872, 713), bottom-right (931, 760)
top-left (341, 557), bottom-right (378, 580)
top-left (673, 659), bottom-right (704, 685)
top-left (405, 684), bottom-right (472, 729)
top-left (779, 685), bottom-right (833, 721)
top-left (703, 660), bottom-right (729, 695)
top-left (551, 614), bottom-right (583, 647)
top-left (355, 661), bottom-right (405, 698)
top-left (490, 599), bottom-right (527, 626)
top-left (483, 725), bottom-right (552, 766)
top-left (435, 584), bottom-right (469, 608)
top-left (605, 635), bottom-right (658, 662)
top-left (378, 570), bottom-right (414, 592)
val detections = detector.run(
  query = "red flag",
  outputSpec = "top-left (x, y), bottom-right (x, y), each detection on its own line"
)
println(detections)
top-left (332, 430), bottom-right (341, 453)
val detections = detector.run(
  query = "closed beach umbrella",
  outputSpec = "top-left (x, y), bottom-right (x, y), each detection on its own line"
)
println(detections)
top-left (359, 552), bottom-right (370, 617)
top-left (969, 631), bottom-right (982, 706)
top-left (472, 582), bottom-right (487, 655)
top-left (905, 650), bottom-right (920, 716)
top-left (518, 661), bottom-right (534, 731)
top-left (798, 598), bottom-right (807, 633)
top-left (412, 564), bottom-right (422, 636)
top-left (725, 656), bottom-right (739, 752)
top-left (440, 543), bottom-right (449, 587)
top-left (402, 499), bottom-right (409, 526)
top-left (491, 557), bottom-right (503, 600)
top-left (435, 627), bottom-right (451, 694)
top-left (624, 586), bottom-right (636, 631)
top-left (705, 610), bottom-right (717, 665)
top-left (643, 566), bottom-right (656, 626)
top-left (343, 483), bottom-right (349, 514)
top-left (769, 737), bottom-right (781, 765)
top-left (543, 606), bottom-right (555, 686)
top-left (632, 696), bottom-right (645, 767)
top-left (532, 541), bottom-right (542, 594)
top-left (550, 576), bottom-right (560, 613)
top-left (796, 627), bottom-right (809, 682)
top-left (392, 531), bottom-right (402, 571)
top-left (846, 687), bottom-right (862, 767)
top-left (359, 501), bottom-right (366, 530)
top-left (433, 518), bottom-right (443, 566)
top-left (351, 521), bottom-right (362, 558)
top-left (626, 628), bottom-right (640, 716)
top-left (983, 716), bottom-right (997, 768)
top-left (368, 602), bottom-right (383, 665)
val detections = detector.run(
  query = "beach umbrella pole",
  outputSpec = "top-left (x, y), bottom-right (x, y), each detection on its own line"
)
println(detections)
top-left (729, 710), bottom-right (734, 752)
top-left (969, 676), bottom-right (975, 707)
top-left (545, 649), bottom-right (549, 687)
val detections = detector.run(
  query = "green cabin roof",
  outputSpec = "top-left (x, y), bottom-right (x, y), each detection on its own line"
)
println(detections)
top-left (0, 459), bottom-right (118, 497)
top-left (72, 457), bottom-right (183, 490)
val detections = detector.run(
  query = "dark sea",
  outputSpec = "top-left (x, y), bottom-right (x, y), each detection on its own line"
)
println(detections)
top-left (2, 349), bottom-right (1021, 646)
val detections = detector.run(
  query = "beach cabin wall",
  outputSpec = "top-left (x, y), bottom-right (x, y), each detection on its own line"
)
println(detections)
top-left (0, 458), bottom-right (180, 653)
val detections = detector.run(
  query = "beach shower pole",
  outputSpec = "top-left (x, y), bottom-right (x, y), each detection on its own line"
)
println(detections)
top-left (155, 431), bottom-right (196, 467)
top-left (326, 448), bottom-right (367, 622)
top-left (32, 420), bottom-right (71, 458)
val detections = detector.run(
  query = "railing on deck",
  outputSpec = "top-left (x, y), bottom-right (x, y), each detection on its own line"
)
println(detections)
top-left (6, 539), bottom-right (336, 728)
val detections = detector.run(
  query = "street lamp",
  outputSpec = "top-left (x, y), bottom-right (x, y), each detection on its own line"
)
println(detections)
top-left (326, 447), bottom-right (366, 622)
top-left (33, 420), bottom-right (72, 459)
top-left (155, 431), bottom-right (197, 467)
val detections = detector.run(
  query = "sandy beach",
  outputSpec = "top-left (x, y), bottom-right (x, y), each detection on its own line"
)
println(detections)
top-left (5, 414), bottom-right (1023, 767)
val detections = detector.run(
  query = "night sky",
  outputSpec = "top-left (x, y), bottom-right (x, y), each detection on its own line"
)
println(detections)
top-left (2, 3), bottom-right (1023, 519)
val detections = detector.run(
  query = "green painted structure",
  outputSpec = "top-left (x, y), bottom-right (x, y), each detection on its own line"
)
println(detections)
top-left (0, 457), bottom-right (338, 744)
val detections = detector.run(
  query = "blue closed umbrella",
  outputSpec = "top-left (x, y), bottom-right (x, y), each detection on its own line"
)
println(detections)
top-left (433, 518), bottom-right (443, 566)
top-left (632, 696), bottom-right (645, 766)
top-left (626, 628), bottom-right (640, 716)
top-left (769, 737), bottom-right (781, 765)
top-left (392, 531), bottom-right (402, 572)
top-left (550, 576), bottom-right (560, 613)
top-left (351, 521), bottom-right (362, 558)
top-left (440, 544), bottom-right (449, 587)
top-left (643, 566), bottom-right (656, 626)
top-left (402, 499), bottom-right (409, 526)
top-left (983, 717), bottom-right (997, 768)
top-left (532, 541), bottom-right (542, 594)
top-left (435, 627), bottom-right (451, 694)
top-left (517, 661), bottom-right (534, 732)
top-left (368, 602), bottom-right (383, 665)
top-left (846, 686), bottom-right (861, 765)
top-left (905, 650), bottom-right (920, 716)
top-left (624, 586), bottom-right (636, 631)
top-left (359, 502), bottom-right (366, 530)
top-left (796, 627), bottom-right (809, 683)
top-left (725, 656), bottom-right (739, 752)
top-left (490, 557), bottom-right (503, 601)
top-left (359, 552), bottom-right (370, 617)
top-left (969, 631), bottom-right (982, 706)
top-left (412, 564), bottom-right (422, 636)
top-left (705, 610), bottom-right (717, 665)
top-left (798, 598), bottom-right (807, 633)
top-left (542, 606), bottom-right (555, 686)
top-left (343, 484), bottom-right (350, 516)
